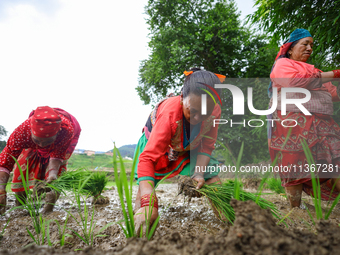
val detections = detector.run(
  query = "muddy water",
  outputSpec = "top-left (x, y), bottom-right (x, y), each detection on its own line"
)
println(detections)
top-left (1, 182), bottom-right (340, 254)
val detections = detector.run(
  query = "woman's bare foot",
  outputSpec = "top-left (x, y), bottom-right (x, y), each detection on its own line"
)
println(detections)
top-left (285, 184), bottom-right (303, 208)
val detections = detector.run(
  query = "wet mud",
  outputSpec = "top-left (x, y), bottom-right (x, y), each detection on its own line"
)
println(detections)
top-left (1, 180), bottom-right (340, 254)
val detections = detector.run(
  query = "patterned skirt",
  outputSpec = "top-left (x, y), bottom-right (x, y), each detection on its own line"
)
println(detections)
top-left (269, 110), bottom-right (340, 200)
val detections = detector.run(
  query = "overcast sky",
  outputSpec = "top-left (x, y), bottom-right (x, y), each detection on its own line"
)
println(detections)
top-left (0, 0), bottom-right (256, 152)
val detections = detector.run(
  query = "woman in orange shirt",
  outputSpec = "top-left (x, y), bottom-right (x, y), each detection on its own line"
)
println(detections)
top-left (133, 68), bottom-right (224, 232)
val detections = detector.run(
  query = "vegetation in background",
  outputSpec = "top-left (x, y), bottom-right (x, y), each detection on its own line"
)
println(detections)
top-left (138, 0), bottom-right (277, 105)
top-left (248, 0), bottom-right (340, 68)
top-left (108, 144), bottom-right (136, 158)
top-left (67, 154), bottom-right (133, 171)
top-left (0, 125), bottom-right (7, 152)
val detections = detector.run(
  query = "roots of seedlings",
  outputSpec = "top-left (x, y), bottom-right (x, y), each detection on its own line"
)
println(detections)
top-left (177, 176), bottom-right (203, 199)
top-left (92, 195), bottom-right (110, 205)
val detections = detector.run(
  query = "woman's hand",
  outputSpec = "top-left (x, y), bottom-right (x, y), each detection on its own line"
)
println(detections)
top-left (192, 174), bottom-right (205, 189)
top-left (134, 206), bottom-right (159, 237)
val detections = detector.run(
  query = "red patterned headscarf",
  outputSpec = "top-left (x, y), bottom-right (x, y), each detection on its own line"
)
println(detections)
top-left (30, 106), bottom-right (61, 138)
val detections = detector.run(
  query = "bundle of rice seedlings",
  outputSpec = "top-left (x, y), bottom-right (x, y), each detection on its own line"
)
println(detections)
top-left (265, 178), bottom-right (285, 195)
top-left (48, 168), bottom-right (109, 197)
top-left (179, 177), bottom-right (281, 223)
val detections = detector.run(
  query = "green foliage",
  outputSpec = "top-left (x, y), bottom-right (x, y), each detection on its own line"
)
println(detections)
top-left (0, 125), bottom-right (7, 152)
top-left (108, 144), bottom-right (136, 158)
top-left (248, 0), bottom-right (340, 66)
top-left (216, 78), bottom-right (272, 164)
top-left (138, 0), bottom-right (276, 104)
top-left (139, 0), bottom-right (278, 164)
top-left (68, 154), bottom-right (116, 170)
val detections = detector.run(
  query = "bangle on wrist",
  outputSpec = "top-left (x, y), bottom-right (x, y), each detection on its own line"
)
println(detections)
top-left (333, 69), bottom-right (340, 78)
top-left (140, 194), bottom-right (158, 209)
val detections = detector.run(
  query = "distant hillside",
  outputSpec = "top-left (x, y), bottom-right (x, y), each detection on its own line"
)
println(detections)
top-left (109, 144), bottom-right (136, 158)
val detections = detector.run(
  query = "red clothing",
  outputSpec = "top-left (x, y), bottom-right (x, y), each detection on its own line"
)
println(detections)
top-left (271, 58), bottom-right (338, 99)
top-left (0, 114), bottom-right (74, 173)
top-left (269, 58), bottom-right (340, 200)
top-left (137, 95), bottom-right (221, 181)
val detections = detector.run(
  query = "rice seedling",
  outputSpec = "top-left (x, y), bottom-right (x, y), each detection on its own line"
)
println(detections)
top-left (266, 177), bottom-right (285, 195)
top-left (63, 177), bottom-right (114, 246)
top-left (112, 144), bottom-right (137, 238)
top-left (113, 143), bottom-right (169, 239)
top-left (203, 138), bottom-right (282, 222)
top-left (48, 215), bottom-right (72, 247)
top-left (301, 139), bottom-right (340, 221)
top-left (9, 157), bottom-right (52, 246)
top-left (0, 217), bottom-right (10, 239)
top-left (142, 173), bottom-right (172, 240)
top-left (48, 168), bottom-right (109, 197)
top-left (196, 180), bottom-right (281, 222)
top-left (256, 128), bottom-right (292, 204)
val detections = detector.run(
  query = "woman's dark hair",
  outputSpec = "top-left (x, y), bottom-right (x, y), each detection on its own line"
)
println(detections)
top-left (285, 39), bottom-right (300, 58)
top-left (182, 68), bottom-right (222, 100)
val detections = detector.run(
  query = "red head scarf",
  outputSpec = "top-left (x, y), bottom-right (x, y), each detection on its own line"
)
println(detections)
top-left (30, 106), bottom-right (61, 138)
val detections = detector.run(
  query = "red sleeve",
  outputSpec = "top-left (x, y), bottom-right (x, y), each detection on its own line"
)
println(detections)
top-left (271, 58), bottom-right (322, 90)
top-left (49, 116), bottom-right (74, 160)
top-left (0, 120), bottom-right (32, 172)
top-left (198, 104), bottom-right (221, 156)
top-left (137, 112), bottom-right (173, 181)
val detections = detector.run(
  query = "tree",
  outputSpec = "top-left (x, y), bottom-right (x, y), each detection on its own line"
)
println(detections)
top-left (137, 0), bottom-right (279, 164)
top-left (137, 0), bottom-right (245, 105)
top-left (248, 0), bottom-right (340, 68)
top-left (0, 125), bottom-right (7, 152)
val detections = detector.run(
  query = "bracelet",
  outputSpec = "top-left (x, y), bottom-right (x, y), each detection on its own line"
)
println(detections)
top-left (140, 194), bottom-right (158, 209)
top-left (333, 69), bottom-right (340, 78)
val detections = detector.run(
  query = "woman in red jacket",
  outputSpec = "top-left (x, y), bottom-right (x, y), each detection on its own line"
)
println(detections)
top-left (0, 106), bottom-right (81, 214)
top-left (133, 68), bottom-right (224, 233)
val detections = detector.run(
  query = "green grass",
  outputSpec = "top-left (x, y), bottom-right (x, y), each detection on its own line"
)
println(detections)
top-left (68, 153), bottom-right (133, 171)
